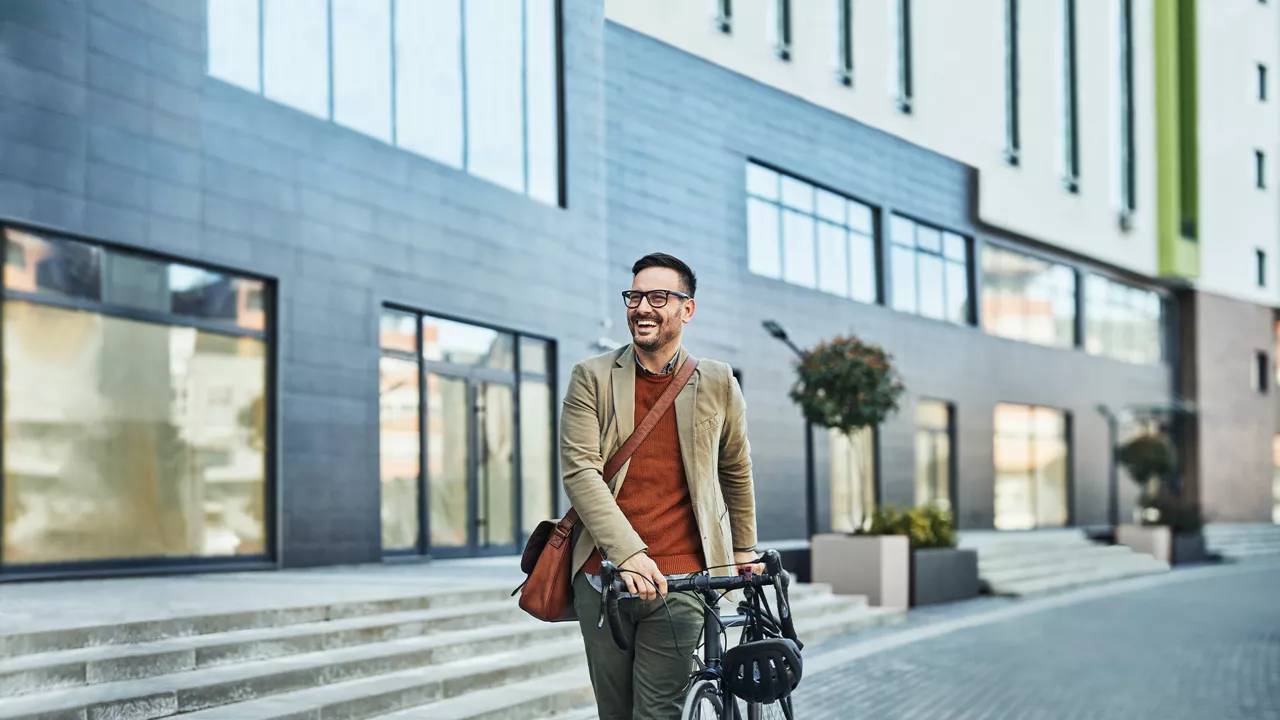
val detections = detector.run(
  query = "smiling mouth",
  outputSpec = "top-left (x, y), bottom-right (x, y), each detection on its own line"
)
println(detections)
top-left (634, 319), bottom-right (659, 331)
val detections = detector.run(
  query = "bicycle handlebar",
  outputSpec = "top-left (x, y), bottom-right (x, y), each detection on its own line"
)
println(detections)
top-left (599, 548), bottom-right (800, 653)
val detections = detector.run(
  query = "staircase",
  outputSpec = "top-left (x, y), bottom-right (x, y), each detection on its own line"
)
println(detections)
top-left (0, 580), bottom-right (901, 720)
top-left (958, 529), bottom-right (1170, 597)
top-left (1204, 522), bottom-right (1280, 561)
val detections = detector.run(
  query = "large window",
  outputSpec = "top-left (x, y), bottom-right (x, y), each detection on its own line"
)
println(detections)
top-left (889, 215), bottom-right (971, 325)
top-left (1118, 0), bottom-right (1135, 219)
top-left (982, 245), bottom-right (1077, 348)
top-left (836, 0), bottom-right (853, 86)
top-left (2, 227), bottom-right (270, 567)
top-left (915, 400), bottom-right (953, 511)
top-left (994, 404), bottom-right (1069, 531)
top-left (895, 0), bottom-right (913, 112)
top-left (1084, 275), bottom-right (1164, 364)
top-left (207, 0), bottom-right (562, 205)
top-left (378, 308), bottom-right (555, 556)
top-left (746, 163), bottom-right (878, 304)
top-left (831, 427), bottom-right (876, 532)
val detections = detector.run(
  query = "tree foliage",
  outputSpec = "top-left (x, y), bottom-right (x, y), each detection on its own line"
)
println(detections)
top-left (788, 335), bottom-right (905, 434)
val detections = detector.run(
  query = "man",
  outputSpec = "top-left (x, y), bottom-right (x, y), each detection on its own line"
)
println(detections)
top-left (560, 252), bottom-right (760, 719)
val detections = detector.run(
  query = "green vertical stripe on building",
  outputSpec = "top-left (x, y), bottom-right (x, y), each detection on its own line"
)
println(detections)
top-left (1155, 0), bottom-right (1200, 278)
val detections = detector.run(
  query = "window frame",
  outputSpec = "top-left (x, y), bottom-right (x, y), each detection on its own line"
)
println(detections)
top-left (895, 0), bottom-right (913, 113)
top-left (772, 0), bottom-right (792, 60)
top-left (1082, 272), bottom-right (1167, 365)
top-left (1257, 149), bottom-right (1268, 189)
top-left (744, 160), bottom-right (882, 305)
top-left (1003, 0), bottom-right (1021, 165)
top-left (915, 398), bottom-right (957, 513)
top-left (888, 213), bottom-right (974, 327)
top-left (836, 0), bottom-right (853, 86)
top-left (1259, 248), bottom-right (1268, 288)
top-left (1062, 0), bottom-right (1080, 192)
top-left (1260, 63), bottom-right (1269, 102)
top-left (715, 0), bottom-right (733, 33)
top-left (1118, 0), bottom-right (1136, 223)
top-left (0, 219), bottom-right (278, 577)
top-left (378, 303), bottom-right (559, 558)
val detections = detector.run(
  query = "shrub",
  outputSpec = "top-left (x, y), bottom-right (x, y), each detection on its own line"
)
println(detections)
top-left (861, 504), bottom-right (956, 549)
top-left (1118, 433), bottom-right (1177, 489)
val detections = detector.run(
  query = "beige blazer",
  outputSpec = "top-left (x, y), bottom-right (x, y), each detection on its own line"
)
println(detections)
top-left (560, 344), bottom-right (758, 580)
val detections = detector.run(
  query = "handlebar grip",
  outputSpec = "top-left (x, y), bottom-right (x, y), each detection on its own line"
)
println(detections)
top-left (599, 562), bottom-right (632, 653)
top-left (773, 568), bottom-right (803, 651)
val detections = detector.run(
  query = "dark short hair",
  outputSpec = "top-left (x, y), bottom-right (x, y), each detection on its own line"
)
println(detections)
top-left (632, 253), bottom-right (697, 298)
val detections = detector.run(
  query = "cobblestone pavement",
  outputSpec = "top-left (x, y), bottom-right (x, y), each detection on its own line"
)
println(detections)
top-left (794, 562), bottom-right (1280, 720)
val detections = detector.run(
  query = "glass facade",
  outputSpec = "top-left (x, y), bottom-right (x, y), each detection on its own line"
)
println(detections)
top-left (745, 162), bottom-right (878, 304)
top-left (2, 227), bottom-right (270, 566)
top-left (830, 427), bottom-right (876, 532)
top-left (915, 400), bottom-right (953, 511)
top-left (982, 245), bottom-right (1077, 348)
top-left (378, 308), bottom-right (554, 555)
top-left (993, 404), bottom-right (1069, 530)
top-left (890, 215), bottom-right (971, 325)
top-left (1084, 274), bottom-right (1163, 364)
top-left (206, 0), bottom-right (562, 205)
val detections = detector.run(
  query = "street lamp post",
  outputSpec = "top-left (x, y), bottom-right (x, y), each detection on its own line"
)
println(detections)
top-left (763, 320), bottom-right (818, 540)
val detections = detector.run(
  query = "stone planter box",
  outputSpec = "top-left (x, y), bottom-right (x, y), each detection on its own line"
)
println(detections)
top-left (911, 547), bottom-right (980, 607)
top-left (811, 534), bottom-right (910, 609)
top-left (1171, 532), bottom-right (1211, 564)
top-left (1115, 524), bottom-right (1172, 563)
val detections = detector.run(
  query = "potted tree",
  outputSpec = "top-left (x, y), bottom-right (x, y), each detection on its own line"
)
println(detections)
top-left (1114, 432), bottom-right (1178, 563)
top-left (794, 335), bottom-right (912, 608)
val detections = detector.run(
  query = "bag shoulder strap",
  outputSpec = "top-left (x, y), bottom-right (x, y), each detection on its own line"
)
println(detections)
top-left (559, 355), bottom-right (699, 529)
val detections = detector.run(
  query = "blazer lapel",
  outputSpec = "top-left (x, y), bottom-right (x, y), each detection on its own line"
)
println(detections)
top-left (609, 345), bottom-right (636, 491)
top-left (672, 347), bottom-right (700, 499)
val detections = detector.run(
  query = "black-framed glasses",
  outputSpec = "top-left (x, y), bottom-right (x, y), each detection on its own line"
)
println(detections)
top-left (622, 289), bottom-right (690, 309)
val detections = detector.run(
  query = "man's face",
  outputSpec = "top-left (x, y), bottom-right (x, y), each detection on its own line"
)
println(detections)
top-left (627, 267), bottom-right (694, 352)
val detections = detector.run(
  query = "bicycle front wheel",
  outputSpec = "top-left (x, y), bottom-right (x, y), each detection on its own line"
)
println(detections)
top-left (681, 680), bottom-right (725, 720)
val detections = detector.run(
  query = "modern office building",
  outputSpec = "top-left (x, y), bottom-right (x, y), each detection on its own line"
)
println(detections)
top-left (0, 0), bottom-right (1275, 580)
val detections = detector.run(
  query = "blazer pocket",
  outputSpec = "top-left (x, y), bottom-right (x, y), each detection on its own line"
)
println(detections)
top-left (694, 412), bottom-right (721, 437)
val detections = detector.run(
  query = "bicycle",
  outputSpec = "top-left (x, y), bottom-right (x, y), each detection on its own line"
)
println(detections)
top-left (598, 548), bottom-right (804, 720)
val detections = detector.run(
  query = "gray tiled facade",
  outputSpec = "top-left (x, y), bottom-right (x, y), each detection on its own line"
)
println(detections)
top-left (0, 1), bottom-right (1178, 574)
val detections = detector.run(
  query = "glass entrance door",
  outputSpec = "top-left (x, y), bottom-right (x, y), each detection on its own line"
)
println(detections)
top-left (426, 374), bottom-right (517, 556)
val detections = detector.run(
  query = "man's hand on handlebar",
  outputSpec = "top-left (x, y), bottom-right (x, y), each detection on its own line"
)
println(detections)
top-left (734, 550), bottom-right (766, 577)
top-left (619, 551), bottom-right (666, 600)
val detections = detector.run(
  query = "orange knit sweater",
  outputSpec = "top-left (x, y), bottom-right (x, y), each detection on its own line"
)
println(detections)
top-left (586, 370), bottom-right (705, 576)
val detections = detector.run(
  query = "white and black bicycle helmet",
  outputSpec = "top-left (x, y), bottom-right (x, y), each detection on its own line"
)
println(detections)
top-left (721, 637), bottom-right (803, 704)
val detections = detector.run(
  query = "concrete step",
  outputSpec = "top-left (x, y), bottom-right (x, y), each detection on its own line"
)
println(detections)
top-left (0, 599), bottom-right (530, 697)
top-left (990, 557), bottom-right (1169, 598)
top-left (371, 668), bottom-right (595, 720)
top-left (176, 639), bottom-right (587, 720)
top-left (0, 584), bottom-right (516, 660)
top-left (0, 619), bottom-right (581, 720)
top-left (980, 548), bottom-right (1165, 587)
top-left (977, 543), bottom-right (1136, 574)
top-left (958, 529), bottom-right (1093, 554)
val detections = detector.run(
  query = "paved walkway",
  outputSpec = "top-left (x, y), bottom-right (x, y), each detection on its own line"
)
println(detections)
top-left (0, 557), bottom-right (524, 634)
top-left (795, 559), bottom-right (1280, 720)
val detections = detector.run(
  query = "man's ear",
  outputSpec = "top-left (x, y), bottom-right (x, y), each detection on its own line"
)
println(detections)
top-left (682, 298), bottom-right (696, 323)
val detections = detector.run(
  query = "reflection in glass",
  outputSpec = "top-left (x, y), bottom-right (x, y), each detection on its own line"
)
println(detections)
top-left (525, 0), bottom-right (560, 205)
top-left (520, 380), bottom-right (553, 539)
top-left (747, 198), bottom-right (782, 279)
top-left (422, 316), bottom-right (514, 370)
top-left (915, 400), bottom-right (952, 510)
top-left (4, 229), bottom-right (101, 300)
top-left (891, 245), bottom-right (916, 313)
top-left (395, 0), bottom-right (464, 167)
top-left (477, 383), bottom-right (514, 548)
top-left (380, 310), bottom-right (418, 353)
top-left (830, 427), bottom-right (875, 532)
top-left (263, 0), bottom-right (330, 120)
top-left (427, 374), bottom-right (470, 549)
top-left (207, 0), bottom-right (261, 92)
top-left (747, 164), bottom-right (779, 200)
top-left (817, 223), bottom-right (849, 297)
top-left (981, 245), bottom-right (1075, 348)
top-left (380, 356), bottom-right (420, 550)
top-left (782, 211), bottom-right (816, 288)
top-left (947, 261), bottom-right (969, 325)
top-left (849, 232), bottom-right (876, 304)
top-left (1082, 273), bottom-right (1162, 364)
top-left (332, 0), bottom-right (393, 142)
top-left (994, 403), bottom-right (1068, 530)
top-left (520, 337), bottom-right (550, 376)
top-left (465, 0), bottom-right (526, 194)
top-left (917, 254), bottom-right (945, 320)
top-left (2, 301), bottom-right (267, 563)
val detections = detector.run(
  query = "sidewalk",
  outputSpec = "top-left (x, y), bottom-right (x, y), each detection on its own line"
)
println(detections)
top-left (0, 557), bottom-right (525, 635)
